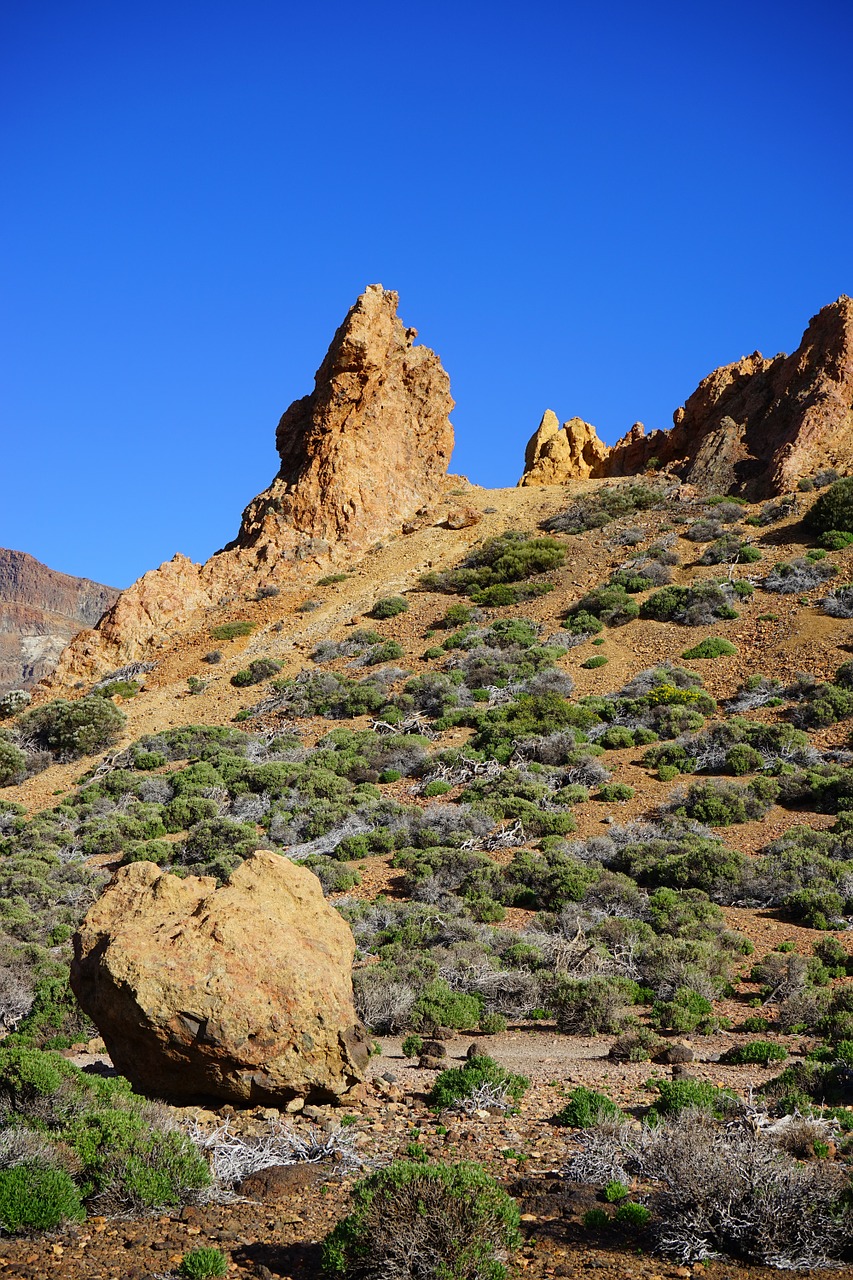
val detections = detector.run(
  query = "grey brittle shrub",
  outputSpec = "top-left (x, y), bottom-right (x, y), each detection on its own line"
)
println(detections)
top-left (627, 1110), bottom-right (853, 1267)
top-left (699, 533), bottom-right (761, 565)
top-left (762, 557), bottom-right (836, 594)
top-left (311, 630), bottom-right (382, 663)
top-left (747, 826), bottom-right (853, 929)
top-left (542, 482), bottom-right (669, 534)
top-left (821, 583), bottom-right (853, 618)
top-left (724, 675), bottom-right (785, 712)
top-left (0, 691), bottom-right (30, 720)
top-left (682, 517), bottom-right (723, 542)
top-left (322, 1159), bottom-right (521, 1280)
top-left (785, 665), bottom-right (853, 728)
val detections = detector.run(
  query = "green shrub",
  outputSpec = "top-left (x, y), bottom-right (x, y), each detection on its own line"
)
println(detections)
top-left (411, 979), bottom-right (481, 1033)
top-left (317, 573), bottom-right (350, 586)
top-left (422, 531), bottom-right (566, 602)
top-left (804, 476), bottom-right (853, 534)
top-left (724, 1040), bottom-right (788, 1065)
top-left (648, 1077), bottom-right (734, 1118)
top-left (210, 621), bottom-right (255, 640)
top-left (0, 1164), bottom-right (84, 1232)
top-left (553, 1085), bottom-right (622, 1127)
top-left (543, 483), bottom-right (667, 534)
top-left (0, 737), bottom-right (28, 786)
top-left (582, 654), bottom-right (609, 669)
top-left (615, 1202), bottom-right (651, 1229)
top-left (230, 658), bottom-right (282, 687)
top-left (640, 582), bottom-right (738, 626)
top-left (597, 783), bottom-right (635, 802)
top-left (817, 529), bottom-right (853, 550)
top-left (428, 1055), bottom-right (528, 1111)
top-left (682, 637), bottom-right (737, 659)
top-left (583, 1208), bottom-right (611, 1229)
top-left (401, 1034), bottom-right (424, 1059)
top-left (371, 596), bottom-right (409, 619)
top-left (651, 987), bottom-right (716, 1034)
top-left (322, 1159), bottom-right (521, 1280)
top-left (178, 1247), bottom-right (229, 1278)
top-left (15, 697), bottom-right (126, 760)
top-left (364, 639), bottom-right (405, 665)
top-left (568, 585), bottom-right (639, 628)
top-left (422, 780), bottom-right (452, 797)
top-left (479, 1012), bottom-right (507, 1035)
top-left (551, 975), bottom-right (639, 1035)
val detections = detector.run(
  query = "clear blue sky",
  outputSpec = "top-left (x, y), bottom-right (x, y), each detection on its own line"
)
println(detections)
top-left (3, 0), bottom-right (852, 587)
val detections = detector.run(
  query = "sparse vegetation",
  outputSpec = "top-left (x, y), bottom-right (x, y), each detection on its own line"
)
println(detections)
top-left (210, 620), bottom-right (256, 640)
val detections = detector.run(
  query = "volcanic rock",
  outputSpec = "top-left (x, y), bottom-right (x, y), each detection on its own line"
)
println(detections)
top-left (518, 295), bottom-right (853, 497)
top-left (70, 851), bottom-right (371, 1105)
top-left (44, 285), bottom-right (454, 686)
top-left (0, 549), bottom-right (118, 691)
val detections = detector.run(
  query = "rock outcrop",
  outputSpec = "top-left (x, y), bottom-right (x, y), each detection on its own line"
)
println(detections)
top-left (519, 295), bottom-right (853, 497)
top-left (70, 851), bottom-right (371, 1105)
top-left (43, 285), bottom-right (454, 686)
top-left (0, 549), bottom-right (118, 691)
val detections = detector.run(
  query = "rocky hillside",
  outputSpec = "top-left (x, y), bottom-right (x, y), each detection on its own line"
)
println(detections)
top-left (521, 294), bottom-right (853, 496)
top-left (0, 548), bottom-right (118, 691)
top-left (3, 290), bottom-right (853, 1277)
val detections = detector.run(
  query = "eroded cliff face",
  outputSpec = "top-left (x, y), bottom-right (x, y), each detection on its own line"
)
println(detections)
top-left (43, 285), bottom-right (455, 687)
top-left (519, 295), bottom-right (853, 496)
top-left (0, 550), bottom-right (118, 691)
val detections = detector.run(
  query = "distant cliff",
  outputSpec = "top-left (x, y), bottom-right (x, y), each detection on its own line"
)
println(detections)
top-left (0, 549), bottom-right (119, 690)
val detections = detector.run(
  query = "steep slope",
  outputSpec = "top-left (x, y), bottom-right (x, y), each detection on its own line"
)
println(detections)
top-left (520, 294), bottom-right (853, 495)
top-left (0, 548), bottom-right (118, 691)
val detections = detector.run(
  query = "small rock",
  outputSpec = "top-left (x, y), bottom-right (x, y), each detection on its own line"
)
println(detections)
top-left (444, 506), bottom-right (482, 529)
top-left (236, 1163), bottom-right (319, 1202)
top-left (380, 1071), bottom-right (398, 1083)
top-left (421, 1040), bottom-right (447, 1059)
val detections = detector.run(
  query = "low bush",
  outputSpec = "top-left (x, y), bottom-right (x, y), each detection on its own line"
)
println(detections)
top-left (640, 582), bottom-right (738, 627)
top-left (553, 1085), bottom-right (622, 1127)
top-left (582, 654), bottom-right (609, 668)
top-left (763, 557), bottom-right (836, 594)
top-left (542, 483), bottom-right (668, 534)
top-left (681, 637), bottom-right (737, 659)
top-left (230, 658), bottom-right (282, 687)
top-left (567, 585), bottom-right (639, 628)
top-left (210, 621), bottom-right (255, 640)
top-left (699, 534), bottom-right (760, 565)
top-left (14, 697), bottom-right (126, 761)
top-left (422, 531), bottom-right (565, 604)
top-left (723, 1040), bottom-right (788, 1065)
top-left (322, 1159), bottom-right (521, 1279)
top-left (0, 1163), bottom-right (85, 1232)
top-left (551, 975), bottom-right (639, 1035)
top-left (647, 1077), bottom-right (735, 1118)
top-left (803, 475), bottom-right (853, 534)
top-left (428, 1055), bottom-right (528, 1112)
top-left (178, 1248), bottom-right (229, 1278)
top-left (817, 529), bottom-right (853, 550)
top-left (370, 596), bottom-right (409, 619)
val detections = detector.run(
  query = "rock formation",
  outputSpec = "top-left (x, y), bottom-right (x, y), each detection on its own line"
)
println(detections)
top-left (70, 851), bottom-right (371, 1105)
top-left (44, 285), bottom-right (454, 686)
top-left (0, 549), bottom-right (118, 691)
top-left (519, 295), bottom-right (853, 497)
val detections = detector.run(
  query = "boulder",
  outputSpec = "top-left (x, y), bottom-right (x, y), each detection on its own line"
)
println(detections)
top-left (70, 851), bottom-right (371, 1106)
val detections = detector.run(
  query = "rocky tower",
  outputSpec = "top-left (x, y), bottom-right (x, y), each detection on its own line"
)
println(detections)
top-left (0, 549), bottom-right (118, 691)
top-left (43, 286), bottom-right (454, 685)
top-left (519, 295), bottom-right (853, 496)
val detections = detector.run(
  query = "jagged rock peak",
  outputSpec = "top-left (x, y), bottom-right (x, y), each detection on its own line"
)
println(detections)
top-left (232, 284), bottom-right (455, 553)
top-left (518, 295), bottom-right (853, 497)
top-left (42, 286), bottom-right (455, 687)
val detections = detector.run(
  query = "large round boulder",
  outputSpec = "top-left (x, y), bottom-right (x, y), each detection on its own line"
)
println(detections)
top-left (70, 851), bottom-right (370, 1105)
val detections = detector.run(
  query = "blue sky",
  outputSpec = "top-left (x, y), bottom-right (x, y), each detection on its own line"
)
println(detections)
top-left (3, 0), bottom-right (852, 587)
